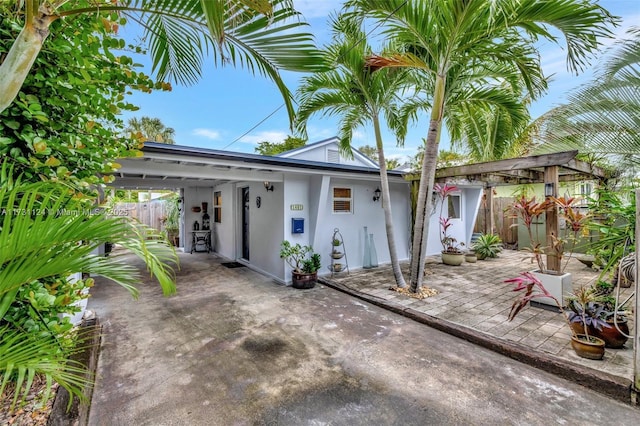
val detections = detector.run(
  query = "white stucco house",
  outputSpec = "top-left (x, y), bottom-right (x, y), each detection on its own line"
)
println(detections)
top-left (114, 137), bottom-right (483, 284)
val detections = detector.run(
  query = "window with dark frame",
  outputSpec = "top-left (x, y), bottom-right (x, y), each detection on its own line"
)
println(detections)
top-left (214, 191), bottom-right (222, 223)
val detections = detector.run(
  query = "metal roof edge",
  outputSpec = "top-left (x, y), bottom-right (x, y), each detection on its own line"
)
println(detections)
top-left (141, 142), bottom-right (405, 178)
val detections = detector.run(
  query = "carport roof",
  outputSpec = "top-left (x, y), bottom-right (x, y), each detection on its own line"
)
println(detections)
top-left (114, 142), bottom-right (404, 189)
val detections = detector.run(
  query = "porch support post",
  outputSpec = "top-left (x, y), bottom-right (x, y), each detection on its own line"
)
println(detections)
top-left (544, 165), bottom-right (560, 272)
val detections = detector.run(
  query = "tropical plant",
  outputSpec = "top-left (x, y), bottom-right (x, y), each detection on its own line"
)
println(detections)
top-left (585, 187), bottom-right (636, 280)
top-left (531, 28), bottom-right (640, 170)
top-left (471, 234), bottom-right (503, 260)
top-left (0, 166), bottom-right (178, 409)
top-left (279, 241), bottom-right (320, 274)
top-left (506, 273), bottom-right (607, 347)
top-left (0, 9), bottom-right (167, 187)
top-left (126, 117), bottom-right (176, 144)
top-left (347, 0), bottom-right (616, 293)
top-left (295, 14), bottom-right (410, 288)
top-left (510, 195), bottom-right (587, 274)
top-left (0, 0), bottom-right (326, 122)
top-left (435, 183), bottom-right (464, 254)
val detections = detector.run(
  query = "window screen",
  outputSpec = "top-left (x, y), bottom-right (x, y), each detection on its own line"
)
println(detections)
top-left (333, 187), bottom-right (352, 213)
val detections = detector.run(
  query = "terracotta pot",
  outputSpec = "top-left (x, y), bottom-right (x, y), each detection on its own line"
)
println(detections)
top-left (570, 335), bottom-right (605, 360)
top-left (598, 320), bottom-right (629, 349)
top-left (441, 251), bottom-right (464, 266)
top-left (292, 271), bottom-right (317, 289)
top-left (570, 320), bottom-right (629, 349)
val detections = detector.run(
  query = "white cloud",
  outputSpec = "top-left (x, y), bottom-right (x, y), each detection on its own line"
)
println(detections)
top-left (192, 128), bottom-right (222, 140)
top-left (294, 0), bottom-right (342, 19)
top-left (238, 130), bottom-right (289, 145)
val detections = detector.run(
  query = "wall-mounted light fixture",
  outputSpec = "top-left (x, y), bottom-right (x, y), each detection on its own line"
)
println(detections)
top-left (177, 197), bottom-right (184, 212)
top-left (544, 182), bottom-right (555, 198)
top-left (373, 187), bottom-right (381, 202)
top-left (264, 181), bottom-right (274, 192)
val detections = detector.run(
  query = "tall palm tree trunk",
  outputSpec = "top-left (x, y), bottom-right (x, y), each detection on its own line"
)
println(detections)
top-left (410, 75), bottom-right (446, 292)
top-left (373, 114), bottom-right (407, 288)
top-left (0, 20), bottom-right (51, 113)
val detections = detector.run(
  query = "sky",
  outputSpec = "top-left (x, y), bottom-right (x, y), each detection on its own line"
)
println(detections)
top-left (120, 0), bottom-right (640, 163)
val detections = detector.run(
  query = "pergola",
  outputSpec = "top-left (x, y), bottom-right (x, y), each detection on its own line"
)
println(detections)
top-left (432, 150), bottom-right (612, 271)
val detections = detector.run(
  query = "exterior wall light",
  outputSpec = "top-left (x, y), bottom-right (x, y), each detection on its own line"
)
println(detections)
top-left (264, 181), bottom-right (274, 192)
top-left (373, 188), bottom-right (381, 202)
top-left (544, 182), bottom-right (555, 197)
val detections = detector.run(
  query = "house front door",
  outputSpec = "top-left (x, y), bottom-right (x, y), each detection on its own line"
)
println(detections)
top-left (242, 187), bottom-right (250, 260)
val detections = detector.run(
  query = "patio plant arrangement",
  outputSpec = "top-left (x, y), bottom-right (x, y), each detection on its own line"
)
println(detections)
top-left (506, 272), bottom-right (607, 360)
top-left (510, 195), bottom-right (587, 306)
top-left (280, 241), bottom-right (322, 289)
top-left (435, 183), bottom-right (465, 266)
top-left (471, 233), bottom-right (503, 260)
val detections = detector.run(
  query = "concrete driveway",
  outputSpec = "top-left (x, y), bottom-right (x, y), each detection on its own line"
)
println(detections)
top-left (87, 253), bottom-right (640, 425)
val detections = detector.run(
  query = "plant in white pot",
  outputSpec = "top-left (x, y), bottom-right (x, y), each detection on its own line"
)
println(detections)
top-left (280, 240), bottom-right (322, 289)
top-left (510, 195), bottom-right (587, 307)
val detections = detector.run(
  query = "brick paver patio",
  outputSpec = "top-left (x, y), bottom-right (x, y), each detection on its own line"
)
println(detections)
top-left (328, 249), bottom-right (636, 381)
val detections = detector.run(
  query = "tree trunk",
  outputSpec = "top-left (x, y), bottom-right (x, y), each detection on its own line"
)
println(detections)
top-left (409, 74), bottom-right (446, 292)
top-left (373, 113), bottom-right (407, 288)
top-left (0, 18), bottom-right (52, 114)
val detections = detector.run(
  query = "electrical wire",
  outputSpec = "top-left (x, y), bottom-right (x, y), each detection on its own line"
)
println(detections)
top-left (224, 0), bottom-right (409, 150)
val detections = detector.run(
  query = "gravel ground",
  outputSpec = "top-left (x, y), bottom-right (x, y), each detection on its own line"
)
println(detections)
top-left (0, 378), bottom-right (57, 425)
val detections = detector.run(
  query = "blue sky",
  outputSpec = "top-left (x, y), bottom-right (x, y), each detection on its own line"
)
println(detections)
top-left (120, 0), bottom-right (639, 162)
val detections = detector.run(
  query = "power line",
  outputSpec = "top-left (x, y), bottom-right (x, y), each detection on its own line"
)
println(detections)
top-left (225, 0), bottom-right (408, 150)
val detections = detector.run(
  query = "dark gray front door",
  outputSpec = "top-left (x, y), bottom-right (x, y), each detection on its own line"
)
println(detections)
top-left (242, 187), bottom-right (250, 260)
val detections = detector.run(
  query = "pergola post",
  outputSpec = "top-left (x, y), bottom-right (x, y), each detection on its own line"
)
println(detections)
top-left (544, 165), bottom-right (560, 273)
top-left (486, 186), bottom-right (495, 235)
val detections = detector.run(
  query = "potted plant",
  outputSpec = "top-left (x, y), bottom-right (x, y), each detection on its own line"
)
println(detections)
top-left (471, 233), bottom-right (502, 260)
top-left (331, 238), bottom-right (344, 259)
top-left (280, 240), bottom-right (322, 289)
top-left (163, 194), bottom-right (181, 246)
top-left (510, 195), bottom-right (587, 306)
top-left (506, 272), bottom-right (607, 360)
top-left (464, 250), bottom-right (477, 263)
top-left (435, 183), bottom-right (465, 265)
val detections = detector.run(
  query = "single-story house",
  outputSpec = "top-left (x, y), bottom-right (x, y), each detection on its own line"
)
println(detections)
top-left (114, 137), bottom-right (483, 284)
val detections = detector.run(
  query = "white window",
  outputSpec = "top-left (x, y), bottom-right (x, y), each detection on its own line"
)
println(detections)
top-left (447, 193), bottom-right (461, 219)
top-left (332, 187), bottom-right (352, 213)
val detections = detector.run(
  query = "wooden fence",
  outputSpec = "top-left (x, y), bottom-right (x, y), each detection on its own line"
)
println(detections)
top-left (474, 196), bottom-right (518, 248)
top-left (112, 201), bottom-right (168, 232)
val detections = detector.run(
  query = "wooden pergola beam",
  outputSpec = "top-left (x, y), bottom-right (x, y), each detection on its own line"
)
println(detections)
top-left (435, 151), bottom-right (578, 179)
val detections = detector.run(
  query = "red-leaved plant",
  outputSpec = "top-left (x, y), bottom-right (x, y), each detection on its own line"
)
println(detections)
top-left (506, 272), bottom-right (608, 341)
top-left (435, 183), bottom-right (464, 253)
top-left (510, 195), bottom-right (587, 274)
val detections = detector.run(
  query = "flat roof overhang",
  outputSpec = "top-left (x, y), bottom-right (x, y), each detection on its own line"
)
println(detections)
top-left (112, 142), bottom-right (406, 189)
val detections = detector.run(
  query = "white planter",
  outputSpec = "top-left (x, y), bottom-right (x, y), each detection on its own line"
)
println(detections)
top-left (530, 270), bottom-right (572, 307)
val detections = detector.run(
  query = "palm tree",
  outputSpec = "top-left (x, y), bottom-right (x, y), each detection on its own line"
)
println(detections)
top-left (532, 27), bottom-right (640, 169)
top-left (0, 166), bottom-right (178, 407)
top-left (296, 15), bottom-right (409, 288)
top-left (348, 0), bottom-right (616, 292)
top-left (0, 0), bottom-right (325, 122)
top-left (127, 116), bottom-right (176, 144)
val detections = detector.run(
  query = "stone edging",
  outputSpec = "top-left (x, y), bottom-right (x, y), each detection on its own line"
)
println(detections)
top-left (47, 316), bottom-right (102, 426)
top-left (319, 277), bottom-right (638, 405)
